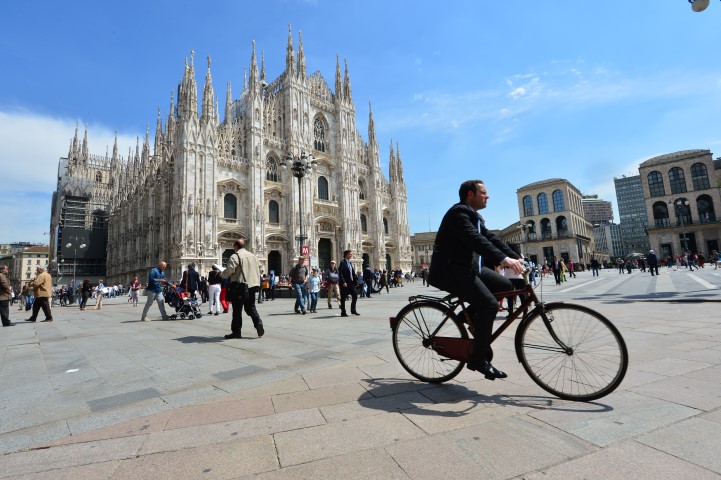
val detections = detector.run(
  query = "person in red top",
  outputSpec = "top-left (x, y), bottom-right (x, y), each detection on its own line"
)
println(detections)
top-left (129, 276), bottom-right (141, 307)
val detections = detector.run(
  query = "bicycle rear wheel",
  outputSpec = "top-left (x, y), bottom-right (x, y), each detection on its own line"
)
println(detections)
top-left (515, 304), bottom-right (628, 401)
top-left (392, 302), bottom-right (468, 383)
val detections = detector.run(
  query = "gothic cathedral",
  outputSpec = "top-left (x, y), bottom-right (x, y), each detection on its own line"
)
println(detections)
top-left (52, 28), bottom-right (411, 283)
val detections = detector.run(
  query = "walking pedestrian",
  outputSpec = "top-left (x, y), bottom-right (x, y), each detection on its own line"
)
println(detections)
top-left (24, 266), bottom-right (54, 323)
top-left (140, 261), bottom-right (170, 321)
top-left (207, 265), bottom-right (222, 316)
top-left (129, 276), bottom-right (141, 307)
top-left (219, 238), bottom-right (264, 339)
top-left (324, 261), bottom-right (341, 308)
top-left (79, 279), bottom-right (92, 310)
top-left (647, 250), bottom-right (659, 276)
top-left (1, 265), bottom-right (15, 327)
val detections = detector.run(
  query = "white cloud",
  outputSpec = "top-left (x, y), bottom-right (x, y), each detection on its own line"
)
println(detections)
top-left (0, 109), bottom-right (138, 243)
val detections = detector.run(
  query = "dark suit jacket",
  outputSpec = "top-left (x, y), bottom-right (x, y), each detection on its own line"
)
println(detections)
top-left (338, 258), bottom-right (358, 287)
top-left (181, 268), bottom-right (200, 293)
top-left (429, 202), bottom-right (519, 292)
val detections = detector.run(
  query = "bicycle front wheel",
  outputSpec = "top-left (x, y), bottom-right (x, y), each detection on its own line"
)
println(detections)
top-left (515, 304), bottom-right (628, 401)
top-left (392, 301), bottom-right (468, 383)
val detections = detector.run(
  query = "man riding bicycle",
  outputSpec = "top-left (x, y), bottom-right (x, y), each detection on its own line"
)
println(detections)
top-left (429, 180), bottom-right (525, 380)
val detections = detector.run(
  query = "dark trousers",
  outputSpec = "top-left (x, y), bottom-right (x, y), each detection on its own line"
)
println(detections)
top-left (650, 265), bottom-right (659, 275)
top-left (456, 267), bottom-right (513, 364)
top-left (340, 284), bottom-right (358, 314)
top-left (28, 297), bottom-right (52, 321)
top-left (230, 287), bottom-right (262, 334)
top-left (1, 299), bottom-right (10, 326)
top-left (553, 269), bottom-right (561, 284)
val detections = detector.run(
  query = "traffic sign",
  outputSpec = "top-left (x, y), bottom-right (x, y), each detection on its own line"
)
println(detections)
top-left (301, 245), bottom-right (309, 256)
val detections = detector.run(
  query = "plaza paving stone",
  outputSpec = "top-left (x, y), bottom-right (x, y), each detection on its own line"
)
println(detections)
top-left (1, 268), bottom-right (720, 478)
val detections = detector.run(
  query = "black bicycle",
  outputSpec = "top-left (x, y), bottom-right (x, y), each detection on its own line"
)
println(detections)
top-left (390, 283), bottom-right (628, 401)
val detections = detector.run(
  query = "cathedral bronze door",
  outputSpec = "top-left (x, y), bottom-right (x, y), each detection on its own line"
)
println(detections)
top-left (318, 239), bottom-right (332, 270)
top-left (267, 251), bottom-right (282, 275)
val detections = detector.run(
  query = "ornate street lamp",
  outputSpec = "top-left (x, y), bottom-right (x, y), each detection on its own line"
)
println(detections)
top-left (669, 199), bottom-right (690, 253)
top-left (65, 236), bottom-right (87, 288)
top-left (280, 151), bottom-right (318, 256)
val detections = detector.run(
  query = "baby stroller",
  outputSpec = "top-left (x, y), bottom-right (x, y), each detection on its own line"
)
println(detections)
top-left (165, 285), bottom-right (203, 320)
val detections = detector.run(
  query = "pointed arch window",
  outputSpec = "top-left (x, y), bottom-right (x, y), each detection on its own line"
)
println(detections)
top-left (648, 171), bottom-right (665, 197)
top-left (224, 194), bottom-right (237, 219)
top-left (360, 214), bottom-right (368, 233)
top-left (537, 193), bottom-right (549, 214)
top-left (669, 167), bottom-right (687, 194)
top-left (523, 195), bottom-right (534, 216)
top-left (691, 163), bottom-right (710, 190)
top-left (383, 218), bottom-right (389, 235)
top-left (95, 171), bottom-right (102, 182)
top-left (266, 157), bottom-right (280, 182)
top-left (313, 117), bottom-right (326, 152)
top-left (359, 179), bottom-right (367, 200)
top-left (318, 176), bottom-right (329, 200)
top-left (268, 200), bottom-right (280, 224)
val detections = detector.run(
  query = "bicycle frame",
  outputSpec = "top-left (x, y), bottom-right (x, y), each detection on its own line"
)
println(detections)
top-left (391, 284), bottom-right (573, 364)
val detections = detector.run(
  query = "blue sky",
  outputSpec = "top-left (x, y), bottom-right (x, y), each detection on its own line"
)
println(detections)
top-left (2, 0), bottom-right (721, 244)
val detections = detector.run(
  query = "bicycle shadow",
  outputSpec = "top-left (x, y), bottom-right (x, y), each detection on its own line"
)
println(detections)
top-left (358, 378), bottom-right (613, 417)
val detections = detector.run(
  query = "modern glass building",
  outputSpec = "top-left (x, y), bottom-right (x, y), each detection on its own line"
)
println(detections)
top-left (614, 175), bottom-right (650, 256)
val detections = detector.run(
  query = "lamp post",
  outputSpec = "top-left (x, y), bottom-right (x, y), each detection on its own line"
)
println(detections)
top-left (670, 199), bottom-right (690, 254)
top-left (65, 236), bottom-right (87, 288)
top-left (518, 221), bottom-right (532, 258)
top-left (280, 150), bottom-right (318, 256)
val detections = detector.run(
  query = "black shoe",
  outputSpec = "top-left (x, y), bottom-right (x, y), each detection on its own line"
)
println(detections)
top-left (224, 333), bottom-right (242, 339)
top-left (302, 310), bottom-right (306, 315)
top-left (256, 323), bottom-right (264, 337)
top-left (41, 319), bottom-right (53, 322)
top-left (340, 313), bottom-right (349, 317)
top-left (467, 361), bottom-right (507, 380)
top-left (25, 318), bottom-right (36, 322)
top-left (2, 323), bottom-right (15, 327)
top-left (214, 312), bottom-right (219, 316)
top-left (352, 312), bottom-right (360, 316)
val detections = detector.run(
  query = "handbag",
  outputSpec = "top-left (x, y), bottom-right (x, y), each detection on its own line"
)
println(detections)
top-left (226, 253), bottom-right (249, 302)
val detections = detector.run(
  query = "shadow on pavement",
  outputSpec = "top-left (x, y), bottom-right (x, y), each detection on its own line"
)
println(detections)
top-left (358, 378), bottom-right (613, 416)
top-left (173, 336), bottom-right (226, 344)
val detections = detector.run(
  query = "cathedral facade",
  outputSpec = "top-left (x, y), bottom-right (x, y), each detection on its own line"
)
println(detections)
top-left (52, 29), bottom-right (411, 284)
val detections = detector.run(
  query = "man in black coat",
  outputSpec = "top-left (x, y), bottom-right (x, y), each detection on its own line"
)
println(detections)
top-left (647, 249), bottom-right (659, 276)
top-left (429, 180), bottom-right (525, 380)
top-left (338, 250), bottom-right (360, 317)
top-left (181, 263), bottom-right (201, 298)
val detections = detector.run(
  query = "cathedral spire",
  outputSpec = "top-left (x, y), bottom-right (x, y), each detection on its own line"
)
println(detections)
top-left (112, 131), bottom-right (119, 161)
top-left (81, 124), bottom-right (89, 162)
top-left (154, 107), bottom-right (163, 155)
top-left (261, 51), bottom-right (266, 84)
top-left (285, 24), bottom-right (295, 78)
top-left (343, 59), bottom-right (353, 101)
top-left (178, 51), bottom-right (198, 118)
top-left (243, 67), bottom-right (248, 91)
top-left (224, 81), bottom-right (232, 124)
top-left (368, 102), bottom-right (376, 147)
top-left (297, 30), bottom-right (306, 78)
top-left (335, 54), bottom-right (343, 101)
top-left (249, 40), bottom-right (259, 90)
top-left (201, 55), bottom-right (216, 125)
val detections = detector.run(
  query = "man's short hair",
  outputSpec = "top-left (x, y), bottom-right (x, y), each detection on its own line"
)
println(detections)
top-left (234, 238), bottom-right (246, 249)
top-left (459, 180), bottom-right (484, 202)
top-left (343, 250), bottom-right (352, 257)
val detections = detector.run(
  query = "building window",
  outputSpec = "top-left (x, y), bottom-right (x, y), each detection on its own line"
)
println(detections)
top-left (691, 163), bottom-right (710, 190)
top-left (540, 218), bottom-right (552, 240)
top-left (537, 193), bottom-right (549, 214)
top-left (95, 171), bottom-right (102, 182)
top-left (669, 167), bottom-right (687, 194)
top-left (383, 218), bottom-right (389, 234)
top-left (648, 171), bottom-right (665, 197)
top-left (523, 195), bottom-right (534, 216)
top-left (360, 214), bottom-right (368, 233)
top-left (653, 201), bottom-right (671, 228)
top-left (552, 190), bottom-right (565, 212)
top-left (313, 117), bottom-right (326, 152)
top-left (697, 194), bottom-right (716, 223)
top-left (266, 157), bottom-right (280, 182)
top-left (358, 179), bottom-right (366, 200)
top-left (224, 194), bottom-right (237, 219)
top-left (318, 176), bottom-right (329, 200)
top-left (268, 200), bottom-right (279, 224)
top-left (556, 216), bottom-right (568, 237)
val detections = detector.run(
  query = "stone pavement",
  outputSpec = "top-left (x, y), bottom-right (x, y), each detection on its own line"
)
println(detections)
top-left (1, 270), bottom-right (720, 479)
